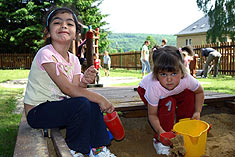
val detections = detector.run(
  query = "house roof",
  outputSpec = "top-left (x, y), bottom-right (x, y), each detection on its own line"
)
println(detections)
top-left (175, 15), bottom-right (210, 36)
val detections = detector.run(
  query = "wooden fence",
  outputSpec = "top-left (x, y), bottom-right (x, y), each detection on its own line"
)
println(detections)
top-left (101, 42), bottom-right (235, 76)
top-left (0, 42), bottom-right (234, 76)
top-left (193, 42), bottom-right (235, 76)
top-left (0, 53), bottom-right (35, 69)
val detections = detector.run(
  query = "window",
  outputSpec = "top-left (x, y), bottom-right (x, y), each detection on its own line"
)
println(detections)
top-left (185, 39), bottom-right (192, 46)
top-left (189, 39), bottom-right (192, 45)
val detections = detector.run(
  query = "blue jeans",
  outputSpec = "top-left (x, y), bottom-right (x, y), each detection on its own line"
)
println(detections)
top-left (141, 59), bottom-right (151, 73)
top-left (27, 97), bottom-right (110, 154)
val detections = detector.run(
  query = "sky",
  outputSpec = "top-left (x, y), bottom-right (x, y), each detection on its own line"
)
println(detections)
top-left (98, 0), bottom-right (205, 35)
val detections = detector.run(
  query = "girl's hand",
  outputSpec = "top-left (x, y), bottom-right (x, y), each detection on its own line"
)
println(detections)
top-left (81, 65), bottom-right (97, 84)
top-left (99, 98), bottom-right (115, 113)
top-left (192, 111), bottom-right (200, 120)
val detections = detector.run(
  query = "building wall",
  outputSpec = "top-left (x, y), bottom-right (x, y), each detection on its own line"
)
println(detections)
top-left (176, 33), bottom-right (232, 48)
top-left (176, 33), bottom-right (208, 48)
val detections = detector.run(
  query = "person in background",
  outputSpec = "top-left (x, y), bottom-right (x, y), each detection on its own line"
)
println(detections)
top-left (161, 39), bottom-right (167, 47)
top-left (103, 51), bottom-right (111, 76)
top-left (94, 53), bottom-right (102, 84)
top-left (181, 46), bottom-right (195, 74)
top-left (201, 48), bottom-right (221, 78)
top-left (23, 7), bottom-right (116, 157)
top-left (137, 46), bottom-right (204, 155)
top-left (140, 40), bottom-right (151, 77)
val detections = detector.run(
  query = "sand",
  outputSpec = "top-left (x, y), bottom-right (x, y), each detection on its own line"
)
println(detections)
top-left (109, 105), bottom-right (235, 157)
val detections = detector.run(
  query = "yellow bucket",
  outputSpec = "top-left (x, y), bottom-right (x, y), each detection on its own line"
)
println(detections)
top-left (173, 119), bottom-right (209, 157)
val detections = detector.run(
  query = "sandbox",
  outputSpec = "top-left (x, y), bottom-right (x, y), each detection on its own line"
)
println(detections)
top-left (109, 105), bottom-right (235, 157)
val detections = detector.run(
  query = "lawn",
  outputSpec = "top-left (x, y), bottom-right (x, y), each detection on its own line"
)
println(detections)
top-left (0, 69), bottom-right (234, 156)
top-left (0, 69), bottom-right (30, 82)
top-left (0, 87), bottom-right (23, 156)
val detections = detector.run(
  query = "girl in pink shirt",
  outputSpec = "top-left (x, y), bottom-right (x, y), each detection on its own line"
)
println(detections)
top-left (137, 46), bottom-right (204, 155)
top-left (24, 7), bottom-right (116, 157)
top-left (181, 46), bottom-right (195, 73)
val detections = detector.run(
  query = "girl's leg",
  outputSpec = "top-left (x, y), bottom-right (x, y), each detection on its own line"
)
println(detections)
top-left (137, 86), bottom-right (148, 105)
top-left (154, 97), bottom-right (176, 139)
top-left (157, 97), bottom-right (176, 132)
top-left (96, 71), bottom-right (100, 84)
top-left (89, 101), bottom-right (110, 148)
top-left (173, 89), bottom-right (195, 122)
top-left (27, 97), bottom-right (109, 154)
top-left (137, 87), bottom-right (176, 138)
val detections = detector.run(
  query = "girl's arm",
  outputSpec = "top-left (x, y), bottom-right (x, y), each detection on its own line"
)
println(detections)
top-left (192, 84), bottom-right (204, 120)
top-left (72, 65), bottom-right (97, 88)
top-left (142, 50), bottom-right (146, 61)
top-left (148, 104), bottom-right (165, 137)
top-left (42, 62), bottom-right (114, 113)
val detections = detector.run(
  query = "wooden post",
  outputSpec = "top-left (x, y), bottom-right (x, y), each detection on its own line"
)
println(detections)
top-left (86, 26), bottom-right (94, 67)
top-left (81, 27), bottom-right (88, 41)
top-left (94, 28), bottom-right (100, 54)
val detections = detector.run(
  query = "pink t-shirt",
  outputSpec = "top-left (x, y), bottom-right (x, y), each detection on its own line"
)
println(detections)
top-left (139, 73), bottom-right (200, 107)
top-left (24, 44), bottom-right (81, 106)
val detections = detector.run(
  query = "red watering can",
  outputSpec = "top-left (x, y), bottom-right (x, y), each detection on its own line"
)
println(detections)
top-left (104, 111), bottom-right (125, 141)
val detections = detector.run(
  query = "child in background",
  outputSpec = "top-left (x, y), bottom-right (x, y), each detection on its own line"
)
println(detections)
top-left (161, 39), bottom-right (167, 47)
top-left (94, 53), bottom-right (102, 84)
top-left (137, 46), bottom-right (204, 155)
top-left (103, 51), bottom-right (111, 76)
top-left (181, 46), bottom-right (195, 73)
top-left (23, 7), bottom-right (116, 157)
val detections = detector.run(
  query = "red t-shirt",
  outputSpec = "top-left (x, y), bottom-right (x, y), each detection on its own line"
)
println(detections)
top-left (94, 59), bottom-right (100, 70)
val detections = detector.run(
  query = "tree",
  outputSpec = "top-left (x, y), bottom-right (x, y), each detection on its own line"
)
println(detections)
top-left (0, 0), bottom-right (50, 53)
top-left (196, 0), bottom-right (235, 42)
top-left (0, 0), bottom-right (110, 53)
top-left (146, 36), bottom-right (157, 50)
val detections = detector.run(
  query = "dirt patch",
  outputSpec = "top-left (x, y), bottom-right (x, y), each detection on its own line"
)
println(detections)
top-left (109, 105), bottom-right (235, 157)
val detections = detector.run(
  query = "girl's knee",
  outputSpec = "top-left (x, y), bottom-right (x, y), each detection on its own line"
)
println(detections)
top-left (69, 97), bottom-right (91, 113)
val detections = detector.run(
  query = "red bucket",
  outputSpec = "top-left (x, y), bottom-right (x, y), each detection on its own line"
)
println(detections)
top-left (104, 111), bottom-right (125, 141)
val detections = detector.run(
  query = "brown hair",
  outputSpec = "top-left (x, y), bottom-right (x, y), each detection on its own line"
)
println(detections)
top-left (152, 46), bottom-right (187, 80)
top-left (161, 39), bottom-right (167, 44)
top-left (181, 46), bottom-right (194, 56)
top-left (43, 7), bottom-right (81, 45)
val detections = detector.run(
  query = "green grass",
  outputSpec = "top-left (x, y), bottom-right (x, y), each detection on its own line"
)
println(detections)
top-left (0, 87), bottom-right (23, 156)
top-left (0, 70), bottom-right (27, 156)
top-left (198, 75), bottom-right (235, 95)
top-left (0, 69), bottom-right (30, 83)
top-left (99, 68), bottom-right (142, 78)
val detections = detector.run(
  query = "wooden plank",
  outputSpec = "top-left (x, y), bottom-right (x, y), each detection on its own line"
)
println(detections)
top-left (89, 87), bottom-right (235, 111)
top-left (51, 129), bottom-right (72, 157)
top-left (225, 101), bottom-right (235, 113)
top-left (14, 111), bottom-right (49, 157)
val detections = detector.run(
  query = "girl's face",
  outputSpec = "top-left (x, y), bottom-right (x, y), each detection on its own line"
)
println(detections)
top-left (49, 12), bottom-right (76, 44)
top-left (157, 70), bottom-right (183, 90)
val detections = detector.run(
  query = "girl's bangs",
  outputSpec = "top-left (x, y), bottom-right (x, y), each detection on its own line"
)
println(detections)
top-left (157, 56), bottom-right (179, 72)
